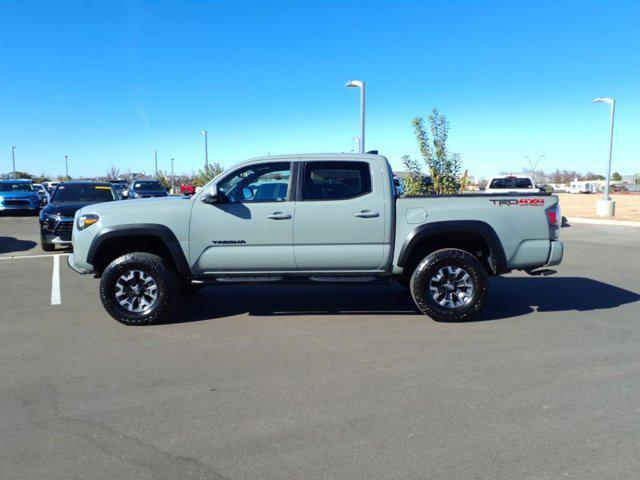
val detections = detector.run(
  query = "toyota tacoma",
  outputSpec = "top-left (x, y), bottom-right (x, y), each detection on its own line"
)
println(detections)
top-left (68, 153), bottom-right (563, 325)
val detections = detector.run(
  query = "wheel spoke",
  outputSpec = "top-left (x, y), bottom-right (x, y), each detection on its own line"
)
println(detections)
top-left (115, 269), bottom-right (158, 313)
top-left (428, 265), bottom-right (474, 310)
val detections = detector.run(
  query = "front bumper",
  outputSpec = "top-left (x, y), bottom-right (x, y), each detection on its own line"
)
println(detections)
top-left (67, 253), bottom-right (93, 274)
top-left (545, 240), bottom-right (564, 267)
top-left (0, 203), bottom-right (38, 211)
top-left (42, 234), bottom-right (72, 245)
top-left (41, 217), bottom-right (74, 242)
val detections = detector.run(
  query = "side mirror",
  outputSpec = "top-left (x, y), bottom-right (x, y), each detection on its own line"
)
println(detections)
top-left (201, 185), bottom-right (219, 204)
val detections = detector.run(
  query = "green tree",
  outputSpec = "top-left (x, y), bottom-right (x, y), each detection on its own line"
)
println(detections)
top-left (192, 162), bottom-right (224, 187)
top-left (13, 171), bottom-right (33, 179)
top-left (400, 155), bottom-right (431, 195)
top-left (411, 108), bottom-right (461, 194)
top-left (585, 172), bottom-right (605, 181)
top-left (32, 172), bottom-right (50, 183)
top-left (611, 172), bottom-right (622, 181)
top-left (156, 170), bottom-right (171, 190)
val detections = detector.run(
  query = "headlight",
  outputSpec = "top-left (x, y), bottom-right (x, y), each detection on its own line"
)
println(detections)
top-left (77, 214), bottom-right (99, 231)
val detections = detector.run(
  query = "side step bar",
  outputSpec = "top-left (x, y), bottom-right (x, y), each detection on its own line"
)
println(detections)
top-left (192, 276), bottom-right (389, 285)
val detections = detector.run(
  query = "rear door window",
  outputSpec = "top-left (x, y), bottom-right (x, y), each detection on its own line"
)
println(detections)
top-left (302, 161), bottom-right (372, 201)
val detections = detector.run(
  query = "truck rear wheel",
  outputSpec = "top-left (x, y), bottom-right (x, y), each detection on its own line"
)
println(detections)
top-left (410, 248), bottom-right (488, 322)
top-left (99, 252), bottom-right (178, 326)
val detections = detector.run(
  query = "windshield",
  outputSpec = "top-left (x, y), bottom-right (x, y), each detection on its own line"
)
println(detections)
top-left (0, 182), bottom-right (33, 192)
top-left (489, 178), bottom-right (534, 189)
top-left (134, 181), bottom-right (164, 191)
top-left (51, 184), bottom-right (115, 203)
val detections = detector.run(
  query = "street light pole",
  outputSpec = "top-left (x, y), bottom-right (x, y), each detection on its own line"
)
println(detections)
top-left (11, 146), bottom-right (16, 179)
top-left (345, 80), bottom-right (365, 153)
top-left (200, 130), bottom-right (209, 172)
top-left (65, 155), bottom-right (69, 178)
top-left (154, 150), bottom-right (158, 177)
top-left (592, 97), bottom-right (616, 217)
top-left (171, 157), bottom-right (175, 193)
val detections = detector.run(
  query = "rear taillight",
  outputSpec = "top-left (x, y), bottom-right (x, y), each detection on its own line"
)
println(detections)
top-left (546, 204), bottom-right (560, 239)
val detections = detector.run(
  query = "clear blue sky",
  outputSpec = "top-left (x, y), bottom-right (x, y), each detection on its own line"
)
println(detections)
top-left (1, 0), bottom-right (639, 179)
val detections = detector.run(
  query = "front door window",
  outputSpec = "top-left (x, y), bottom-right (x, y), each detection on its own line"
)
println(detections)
top-left (218, 162), bottom-right (291, 203)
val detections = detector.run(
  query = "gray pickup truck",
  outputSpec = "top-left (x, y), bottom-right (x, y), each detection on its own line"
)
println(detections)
top-left (68, 153), bottom-right (563, 325)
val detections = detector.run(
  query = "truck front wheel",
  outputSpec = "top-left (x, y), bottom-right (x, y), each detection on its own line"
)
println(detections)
top-left (99, 252), bottom-right (178, 326)
top-left (410, 248), bottom-right (488, 322)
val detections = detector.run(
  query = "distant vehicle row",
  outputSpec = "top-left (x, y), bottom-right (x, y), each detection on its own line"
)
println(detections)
top-left (37, 179), bottom-right (191, 251)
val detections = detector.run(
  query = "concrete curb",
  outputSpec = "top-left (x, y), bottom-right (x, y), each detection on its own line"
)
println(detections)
top-left (566, 217), bottom-right (640, 227)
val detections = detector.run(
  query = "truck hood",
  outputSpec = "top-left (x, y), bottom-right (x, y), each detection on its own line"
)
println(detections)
top-left (78, 195), bottom-right (193, 218)
top-left (43, 201), bottom-right (109, 217)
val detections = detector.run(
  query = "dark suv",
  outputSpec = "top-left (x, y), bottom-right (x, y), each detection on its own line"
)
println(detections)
top-left (123, 180), bottom-right (168, 199)
top-left (39, 182), bottom-right (116, 251)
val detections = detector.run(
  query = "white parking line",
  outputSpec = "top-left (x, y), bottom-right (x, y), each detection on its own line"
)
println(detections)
top-left (51, 255), bottom-right (62, 305)
top-left (0, 252), bottom-right (70, 261)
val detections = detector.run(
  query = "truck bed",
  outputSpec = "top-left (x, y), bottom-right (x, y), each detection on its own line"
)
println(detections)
top-left (393, 193), bottom-right (559, 274)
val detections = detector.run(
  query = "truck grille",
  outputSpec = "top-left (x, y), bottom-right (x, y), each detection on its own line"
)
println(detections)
top-left (54, 221), bottom-right (73, 241)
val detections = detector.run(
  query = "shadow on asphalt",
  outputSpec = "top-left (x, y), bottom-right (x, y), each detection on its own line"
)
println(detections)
top-left (481, 277), bottom-right (640, 321)
top-left (0, 236), bottom-right (37, 255)
top-left (167, 277), bottom-right (640, 325)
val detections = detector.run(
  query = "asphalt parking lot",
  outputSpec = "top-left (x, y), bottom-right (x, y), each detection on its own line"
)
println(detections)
top-left (1, 215), bottom-right (639, 479)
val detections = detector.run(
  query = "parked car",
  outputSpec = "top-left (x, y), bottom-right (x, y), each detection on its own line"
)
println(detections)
top-left (42, 181), bottom-right (59, 194)
top-left (122, 180), bottom-right (168, 199)
top-left (484, 175), bottom-right (537, 194)
top-left (569, 181), bottom-right (598, 194)
top-left (109, 180), bottom-right (129, 200)
top-left (40, 182), bottom-right (116, 251)
top-left (68, 153), bottom-right (564, 326)
top-left (32, 183), bottom-right (50, 206)
top-left (180, 184), bottom-right (197, 196)
top-left (0, 179), bottom-right (40, 214)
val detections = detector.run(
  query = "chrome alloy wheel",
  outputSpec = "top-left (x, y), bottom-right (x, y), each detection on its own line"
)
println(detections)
top-left (429, 266), bottom-right (474, 309)
top-left (115, 269), bottom-right (158, 313)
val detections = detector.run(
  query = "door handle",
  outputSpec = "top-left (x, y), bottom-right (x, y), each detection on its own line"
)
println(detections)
top-left (266, 212), bottom-right (292, 220)
top-left (354, 210), bottom-right (379, 218)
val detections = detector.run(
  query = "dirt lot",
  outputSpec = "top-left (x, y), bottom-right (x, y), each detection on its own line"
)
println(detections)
top-left (557, 193), bottom-right (640, 221)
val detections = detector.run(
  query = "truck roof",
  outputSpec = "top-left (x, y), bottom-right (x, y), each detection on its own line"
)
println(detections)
top-left (237, 152), bottom-right (386, 168)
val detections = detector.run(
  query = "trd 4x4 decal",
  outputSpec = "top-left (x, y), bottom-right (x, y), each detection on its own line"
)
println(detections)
top-left (490, 198), bottom-right (545, 206)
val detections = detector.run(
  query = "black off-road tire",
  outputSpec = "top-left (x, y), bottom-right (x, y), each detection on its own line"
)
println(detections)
top-left (99, 252), bottom-right (179, 326)
top-left (410, 248), bottom-right (489, 322)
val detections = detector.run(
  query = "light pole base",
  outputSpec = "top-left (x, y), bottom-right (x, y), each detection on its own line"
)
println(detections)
top-left (596, 199), bottom-right (615, 218)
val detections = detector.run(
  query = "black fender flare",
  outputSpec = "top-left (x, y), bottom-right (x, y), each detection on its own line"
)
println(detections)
top-left (397, 220), bottom-right (507, 274)
top-left (87, 224), bottom-right (191, 279)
